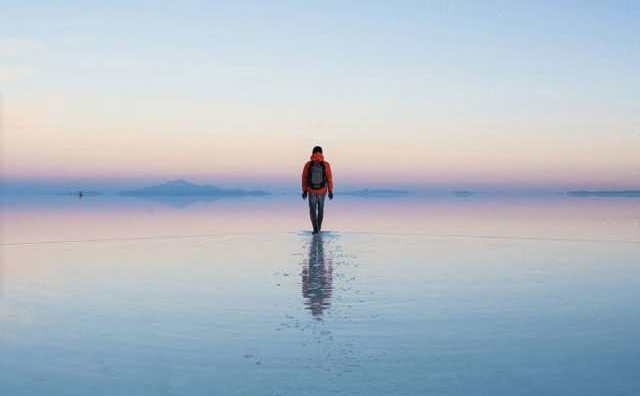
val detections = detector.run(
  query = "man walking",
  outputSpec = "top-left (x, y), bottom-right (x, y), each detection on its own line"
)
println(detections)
top-left (302, 146), bottom-right (334, 234)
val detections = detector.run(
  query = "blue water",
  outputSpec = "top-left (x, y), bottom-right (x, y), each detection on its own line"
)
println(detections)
top-left (1, 195), bottom-right (639, 395)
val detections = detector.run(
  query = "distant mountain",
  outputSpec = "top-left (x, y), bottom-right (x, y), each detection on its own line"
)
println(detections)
top-left (567, 190), bottom-right (640, 197)
top-left (120, 179), bottom-right (269, 196)
top-left (59, 191), bottom-right (102, 196)
top-left (452, 190), bottom-right (475, 197)
top-left (341, 189), bottom-right (409, 197)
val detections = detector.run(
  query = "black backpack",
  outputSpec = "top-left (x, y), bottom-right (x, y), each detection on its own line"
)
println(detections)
top-left (308, 160), bottom-right (326, 189)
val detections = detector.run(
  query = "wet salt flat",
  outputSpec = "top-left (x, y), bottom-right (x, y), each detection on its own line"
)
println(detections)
top-left (1, 195), bottom-right (640, 395)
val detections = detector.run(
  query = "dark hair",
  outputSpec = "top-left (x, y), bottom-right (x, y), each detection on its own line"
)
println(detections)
top-left (312, 146), bottom-right (323, 153)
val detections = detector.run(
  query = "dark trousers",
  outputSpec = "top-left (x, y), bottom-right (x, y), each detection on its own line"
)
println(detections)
top-left (308, 191), bottom-right (326, 232)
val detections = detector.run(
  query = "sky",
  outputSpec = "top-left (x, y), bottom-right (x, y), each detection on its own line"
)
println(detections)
top-left (1, 1), bottom-right (639, 192)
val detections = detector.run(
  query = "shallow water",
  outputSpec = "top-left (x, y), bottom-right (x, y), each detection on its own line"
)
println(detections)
top-left (1, 195), bottom-right (639, 395)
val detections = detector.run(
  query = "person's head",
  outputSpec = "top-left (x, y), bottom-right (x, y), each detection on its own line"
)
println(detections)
top-left (312, 146), bottom-right (323, 154)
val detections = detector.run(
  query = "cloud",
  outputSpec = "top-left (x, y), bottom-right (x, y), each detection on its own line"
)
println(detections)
top-left (0, 65), bottom-right (33, 82)
top-left (0, 38), bottom-right (43, 57)
top-left (0, 38), bottom-right (42, 81)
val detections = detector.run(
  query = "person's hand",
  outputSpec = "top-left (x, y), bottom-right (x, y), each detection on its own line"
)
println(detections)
top-left (302, 191), bottom-right (307, 200)
top-left (328, 191), bottom-right (333, 200)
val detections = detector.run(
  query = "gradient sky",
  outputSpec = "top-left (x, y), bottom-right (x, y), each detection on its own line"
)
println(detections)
top-left (1, 1), bottom-right (639, 191)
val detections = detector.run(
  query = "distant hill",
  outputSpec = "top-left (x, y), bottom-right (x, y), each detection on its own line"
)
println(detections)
top-left (120, 179), bottom-right (269, 196)
top-left (567, 190), bottom-right (640, 197)
top-left (452, 190), bottom-right (476, 197)
top-left (59, 191), bottom-right (102, 196)
top-left (341, 189), bottom-right (409, 197)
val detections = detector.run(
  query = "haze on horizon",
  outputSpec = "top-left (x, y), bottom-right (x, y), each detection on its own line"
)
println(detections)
top-left (1, 1), bottom-right (639, 192)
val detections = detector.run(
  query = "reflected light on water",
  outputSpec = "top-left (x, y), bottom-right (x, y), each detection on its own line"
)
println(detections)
top-left (1, 194), bottom-right (639, 395)
top-left (302, 234), bottom-right (333, 319)
top-left (2, 194), bottom-right (639, 245)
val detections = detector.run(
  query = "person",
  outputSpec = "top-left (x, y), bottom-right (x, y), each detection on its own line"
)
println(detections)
top-left (301, 146), bottom-right (333, 234)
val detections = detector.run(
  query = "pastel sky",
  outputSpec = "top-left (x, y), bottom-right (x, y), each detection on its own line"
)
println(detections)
top-left (1, 1), bottom-right (639, 191)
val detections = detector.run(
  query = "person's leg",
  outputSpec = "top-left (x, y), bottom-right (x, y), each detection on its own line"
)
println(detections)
top-left (316, 192), bottom-right (326, 232)
top-left (308, 192), bottom-right (319, 233)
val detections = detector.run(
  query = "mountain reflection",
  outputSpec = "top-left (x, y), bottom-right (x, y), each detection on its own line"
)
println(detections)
top-left (302, 234), bottom-right (333, 319)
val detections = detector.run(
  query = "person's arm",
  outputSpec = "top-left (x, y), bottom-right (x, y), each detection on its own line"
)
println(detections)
top-left (325, 162), bottom-right (333, 195)
top-left (301, 162), bottom-right (310, 194)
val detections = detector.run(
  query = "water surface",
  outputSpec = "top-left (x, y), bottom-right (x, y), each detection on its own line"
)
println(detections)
top-left (1, 195), bottom-right (639, 395)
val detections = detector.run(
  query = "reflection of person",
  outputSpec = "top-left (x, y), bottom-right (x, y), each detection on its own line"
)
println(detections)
top-left (301, 146), bottom-right (334, 234)
top-left (302, 234), bottom-right (333, 318)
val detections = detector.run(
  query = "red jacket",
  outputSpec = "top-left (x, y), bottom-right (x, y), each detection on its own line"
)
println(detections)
top-left (302, 152), bottom-right (333, 193)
